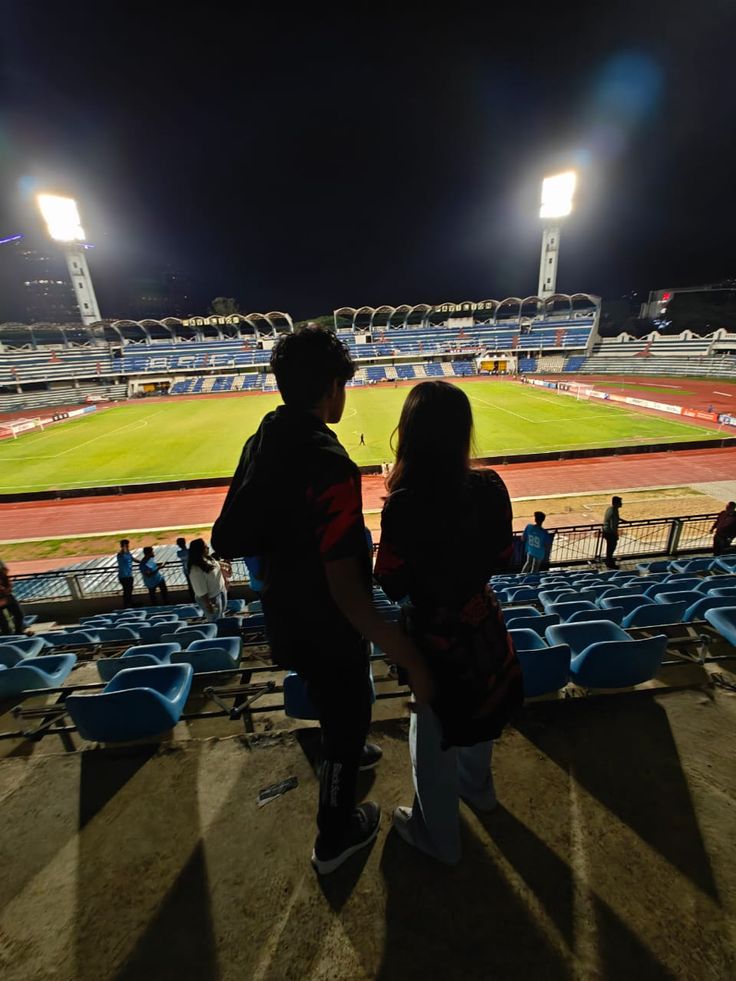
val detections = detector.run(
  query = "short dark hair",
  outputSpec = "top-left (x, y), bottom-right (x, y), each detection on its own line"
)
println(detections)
top-left (120, 539), bottom-right (129, 547)
top-left (176, 537), bottom-right (186, 548)
top-left (143, 546), bottom-right (154, 557)
top-left (534, 511), bottom-right (546, 524)
top-left (270, 326), bottom-right (355, 408)
top-left (612, 496), bottom-right (622, 505)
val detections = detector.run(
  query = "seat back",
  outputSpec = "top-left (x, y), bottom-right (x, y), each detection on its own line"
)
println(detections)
top-left (518, 645), bottom-right (571, 697)
top-left (568, 607), bottom-right (624, 624)
top-left (546, 600), bottom-right (598, 620)
top-left (508, 628), bottom-right (547, 652)
top-left (546, 619), bottom-right (628, 657)
top-left (704, 607), bottom-right (736, 645)
top-left (570, 635), bottom-right (667, 688)
top-left (683, 596), bottom-right (735, 622)
top-left (95, 626), bottom-right (141, 642)
top-left (503, 606), bottom-right (541, 627)
top-left (507, 614), bottom-right (559, 637)
top-left (654, 590), bottom-right (700, 606)
top-left (623, 601), bottom-right (687, 629)
top-left (600, 594), bottom-right (653, 616)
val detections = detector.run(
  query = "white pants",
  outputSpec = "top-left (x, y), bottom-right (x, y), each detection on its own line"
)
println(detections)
top-left (522, 554), bottom-right (542, 573)
top-left (197, 590), bottom-right (227, 622)
top-left (405, 703), bottom-right (495, 864)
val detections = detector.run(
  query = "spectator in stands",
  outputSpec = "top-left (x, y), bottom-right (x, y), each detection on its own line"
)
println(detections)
top-left (139, 546), bottom-right (169, 604)
top-left (188, 538), bottom-right (228, 620)
top-left (176, 537), bottom-right (195, 601)
top-left (116, 539), bottom-right (134, 607)
top-left (0, 558), bottom-right (25, 635)
top-left (212, 325), bottom-right (431, 875)
top-left (374, 381), bottom-right (523, 865)
top-left (711, 501), bottom-right (736, 556)
top-left (522, 511), bottom-right (551, 573)
top-left (602, 496), bottom-right (624, 569)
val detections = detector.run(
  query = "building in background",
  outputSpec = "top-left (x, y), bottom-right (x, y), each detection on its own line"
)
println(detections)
top-left (128, 269), bottom-right (194, 319)
top-left (20, 243), bottom-right (80, 323)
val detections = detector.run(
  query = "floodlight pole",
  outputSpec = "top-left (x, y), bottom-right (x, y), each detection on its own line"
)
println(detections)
top-left (63, 245), bottom-right (101, 325)
top-left (538, 224), bottom-right (560, 298)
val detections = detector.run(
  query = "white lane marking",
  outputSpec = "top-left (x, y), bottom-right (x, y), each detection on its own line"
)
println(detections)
top-left (0, 412), bottom-right (159, 462)
top-left (714, 391), bottom-right (732, 397)
top-left (469, 394), bottom-right (536, 423)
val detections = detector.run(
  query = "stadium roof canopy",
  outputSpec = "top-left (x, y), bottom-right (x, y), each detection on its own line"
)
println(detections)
top-left (333, 293), bottom-right (600, 330)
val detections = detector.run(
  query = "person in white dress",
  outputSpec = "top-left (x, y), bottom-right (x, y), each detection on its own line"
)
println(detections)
top-left (187, 538), bottom-right (228, 621)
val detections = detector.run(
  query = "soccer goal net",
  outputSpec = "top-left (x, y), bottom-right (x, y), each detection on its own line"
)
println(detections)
top-left (0, 416), bottom-right (45, 440)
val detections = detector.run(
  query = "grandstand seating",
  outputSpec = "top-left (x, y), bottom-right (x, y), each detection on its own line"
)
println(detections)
top-left (0, 653), bottom-right (77, 697)
top-left (66, 663), bottom-right (194, 742)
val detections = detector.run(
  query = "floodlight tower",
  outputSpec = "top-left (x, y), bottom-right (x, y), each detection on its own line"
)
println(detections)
top-left (36, 194), bottom-right (101, 324)
top-left (537, 171), bottom-right (577, 298)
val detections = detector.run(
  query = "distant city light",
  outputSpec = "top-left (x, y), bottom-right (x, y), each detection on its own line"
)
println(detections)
top-left (540, 171), bottom-right (577, 220)
top-left (37, 194), bottom-right (86, 242)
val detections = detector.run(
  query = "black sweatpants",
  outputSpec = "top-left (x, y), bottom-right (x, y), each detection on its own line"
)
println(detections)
top-left (119, 576), bottom-right (134, 607)
top-left (603, 531), bottom-right (619, 567)
top-left (303, 645), bottom-right (373, 844)
top-left (147, 580), bottom-right (169, 604)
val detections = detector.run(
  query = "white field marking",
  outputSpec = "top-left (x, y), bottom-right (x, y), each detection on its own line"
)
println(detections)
top-left (714, 391), bottom-right (733, 397)
top-left (0, 412), bottom-right (160, 462)
top-left (342, 406), bottom-right (357, 419)
top-left (469, 394), bottom-right (536, 423)
top-left (472, 431), bottom-right (719, 457)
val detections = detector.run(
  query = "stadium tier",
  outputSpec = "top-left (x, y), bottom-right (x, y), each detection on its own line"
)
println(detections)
top-left (2, 301), bottom-right (736, 413)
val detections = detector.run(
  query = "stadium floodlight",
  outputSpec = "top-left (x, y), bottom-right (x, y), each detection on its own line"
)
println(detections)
top-left (36, 193), bottom-right (101, 324)
top-left (539, 171), bottom-right (577, 220)
top-left (37, 194), bottom-right (86, 242)
top-left (537, 170), bottom-right (577, 298)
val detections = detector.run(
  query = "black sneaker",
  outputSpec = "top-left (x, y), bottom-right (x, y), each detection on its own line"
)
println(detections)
top-left (359, 743), bottom-right (383, 771)
top-left (311, 802), bottom-right (381, 875)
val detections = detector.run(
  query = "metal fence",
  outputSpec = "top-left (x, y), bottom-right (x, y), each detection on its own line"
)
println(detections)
top-left (10, 512), bottom-right (722, 606)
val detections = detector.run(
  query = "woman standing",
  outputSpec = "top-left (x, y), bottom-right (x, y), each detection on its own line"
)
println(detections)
top-left (374, 381), bottom-right (522, 865)
top-left (188, 539), bottom-right (228, 621)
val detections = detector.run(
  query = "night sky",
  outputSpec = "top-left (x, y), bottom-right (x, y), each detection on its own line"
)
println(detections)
top-left (1, 1), bottom-right (736, 320)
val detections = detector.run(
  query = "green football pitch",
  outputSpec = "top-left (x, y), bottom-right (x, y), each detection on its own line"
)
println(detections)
top-left (0, 380), bottom-right (721, 493)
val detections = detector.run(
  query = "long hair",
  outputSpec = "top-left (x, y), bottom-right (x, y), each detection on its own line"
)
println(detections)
top-left (386, 381), bottom-right (474, 496)
top-left (188, 538), bottom-right (214, 573)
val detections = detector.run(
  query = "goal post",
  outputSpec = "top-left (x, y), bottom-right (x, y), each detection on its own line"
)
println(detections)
top-left (0, 416), bottom-right (45, 440)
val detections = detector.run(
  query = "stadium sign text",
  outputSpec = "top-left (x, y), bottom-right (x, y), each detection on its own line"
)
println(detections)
top-left (431, 301), bottom-right (496, 314)
top-left (183, 315), bottom-right (244, 327)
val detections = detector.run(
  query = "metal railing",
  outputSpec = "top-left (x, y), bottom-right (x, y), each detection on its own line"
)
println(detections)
top-left (10, 513), bottom-right (723, 606)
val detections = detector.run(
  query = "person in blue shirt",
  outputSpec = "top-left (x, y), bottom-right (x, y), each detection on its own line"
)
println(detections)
top-left (522, 512), bottom-right (551, 573)
top-left (116, 539), bottom-right (135, 607)
top-left (139, 546), bottom-right (169, 604)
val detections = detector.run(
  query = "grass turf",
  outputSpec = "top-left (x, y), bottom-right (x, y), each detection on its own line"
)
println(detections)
top-left (0, 380), bottom-right (723, 493)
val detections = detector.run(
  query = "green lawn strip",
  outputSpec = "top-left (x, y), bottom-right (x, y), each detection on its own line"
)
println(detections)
top-left (2, 527), bottom-right (214, 564)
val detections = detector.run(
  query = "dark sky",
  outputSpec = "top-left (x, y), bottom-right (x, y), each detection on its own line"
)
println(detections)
top-left (1, 1), bottom-right (736, 320)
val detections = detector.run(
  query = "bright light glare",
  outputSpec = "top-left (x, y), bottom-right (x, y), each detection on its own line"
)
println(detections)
top-left (37, 194), bottom-right (86, 242)
top-left (540, 171), bottom-right (577, 220)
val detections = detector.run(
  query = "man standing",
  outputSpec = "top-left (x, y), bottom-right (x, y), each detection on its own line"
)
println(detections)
top-left (212, 326), bottom-right (430, 875)
top-left (176, 537), bottom-right (194, 601)
top-left (522, 511), bottom-right (551, 573)
top-left (711, 501), bottom-right (736, 556)
top-left (359, 433), bottom-right (366, 446)
top-left (602, 496), bottom-right (623, 569)
top-left (116, 539), bottom-right (134, 607)
top-left (139, 546), bottom-right (169, 604)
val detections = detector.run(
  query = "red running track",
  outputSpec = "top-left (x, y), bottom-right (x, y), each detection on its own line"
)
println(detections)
top-left (2, 446), bottom-right (736, 542)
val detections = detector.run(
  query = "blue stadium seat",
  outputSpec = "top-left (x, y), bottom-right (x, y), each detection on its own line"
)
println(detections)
top-left (546, 600), bottom-right (598, 621)
top-left (0, 636), bottom-right (46, 659)
top-left (695, 576), bottom-right (736, 594)
top-left (505, 613), bottom-right (559, 636)
top-left (539, 589), bottom-right (576, 609)
top-left (66, 664), bottom-right (194, 742)
top-left (708, 587), bottom-right (736, 598)
top-left (636, 560), bottom-right (673, 573)
top-left (645, 580), bottom-right (701, 599)
top-left (170, 605), bottom-right (202, 619)
top-left (654, 590), bottom-right (701, 607)
top-left (502, 606), bottom-right (541, 627)
top-left (509, 629), bottom-right (571, 697)
top-left (712, 557), bottom-right (736, 574)
top-left (284, 666), bottom-right (376, 720)
top-left (622, 601), bottom-right (688, 629)
top-left (94, 626), bottom-right (141, 643)
top-left (136, 622), bottom-right (184, 644)
top-left (668, 557), bottom-right (713, 574)
top-left (171, 637), bottom-right (241, 673)
top-left (97, 643), bottom-right (180, 682)
top-left (0, 654), bottom-right (77, 697)
top-left (225, 599), bottom-right (246, 613)
top-left (174, 622), bottom-right (218, 639)
top-left (704, 607), bottom-right (736, 646)
top-left (683, 596), bottom-right (736, 622)
top-left (567, 607), bottom-right (624, 624)
top-left (505, 586), bottom-right (540, 604)
top-left (600, 594), bottom-right (653, 616)
top-left (546, 619), bottom-right (667, 688)
top-left (37, 630), bottom-right (100, 647)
